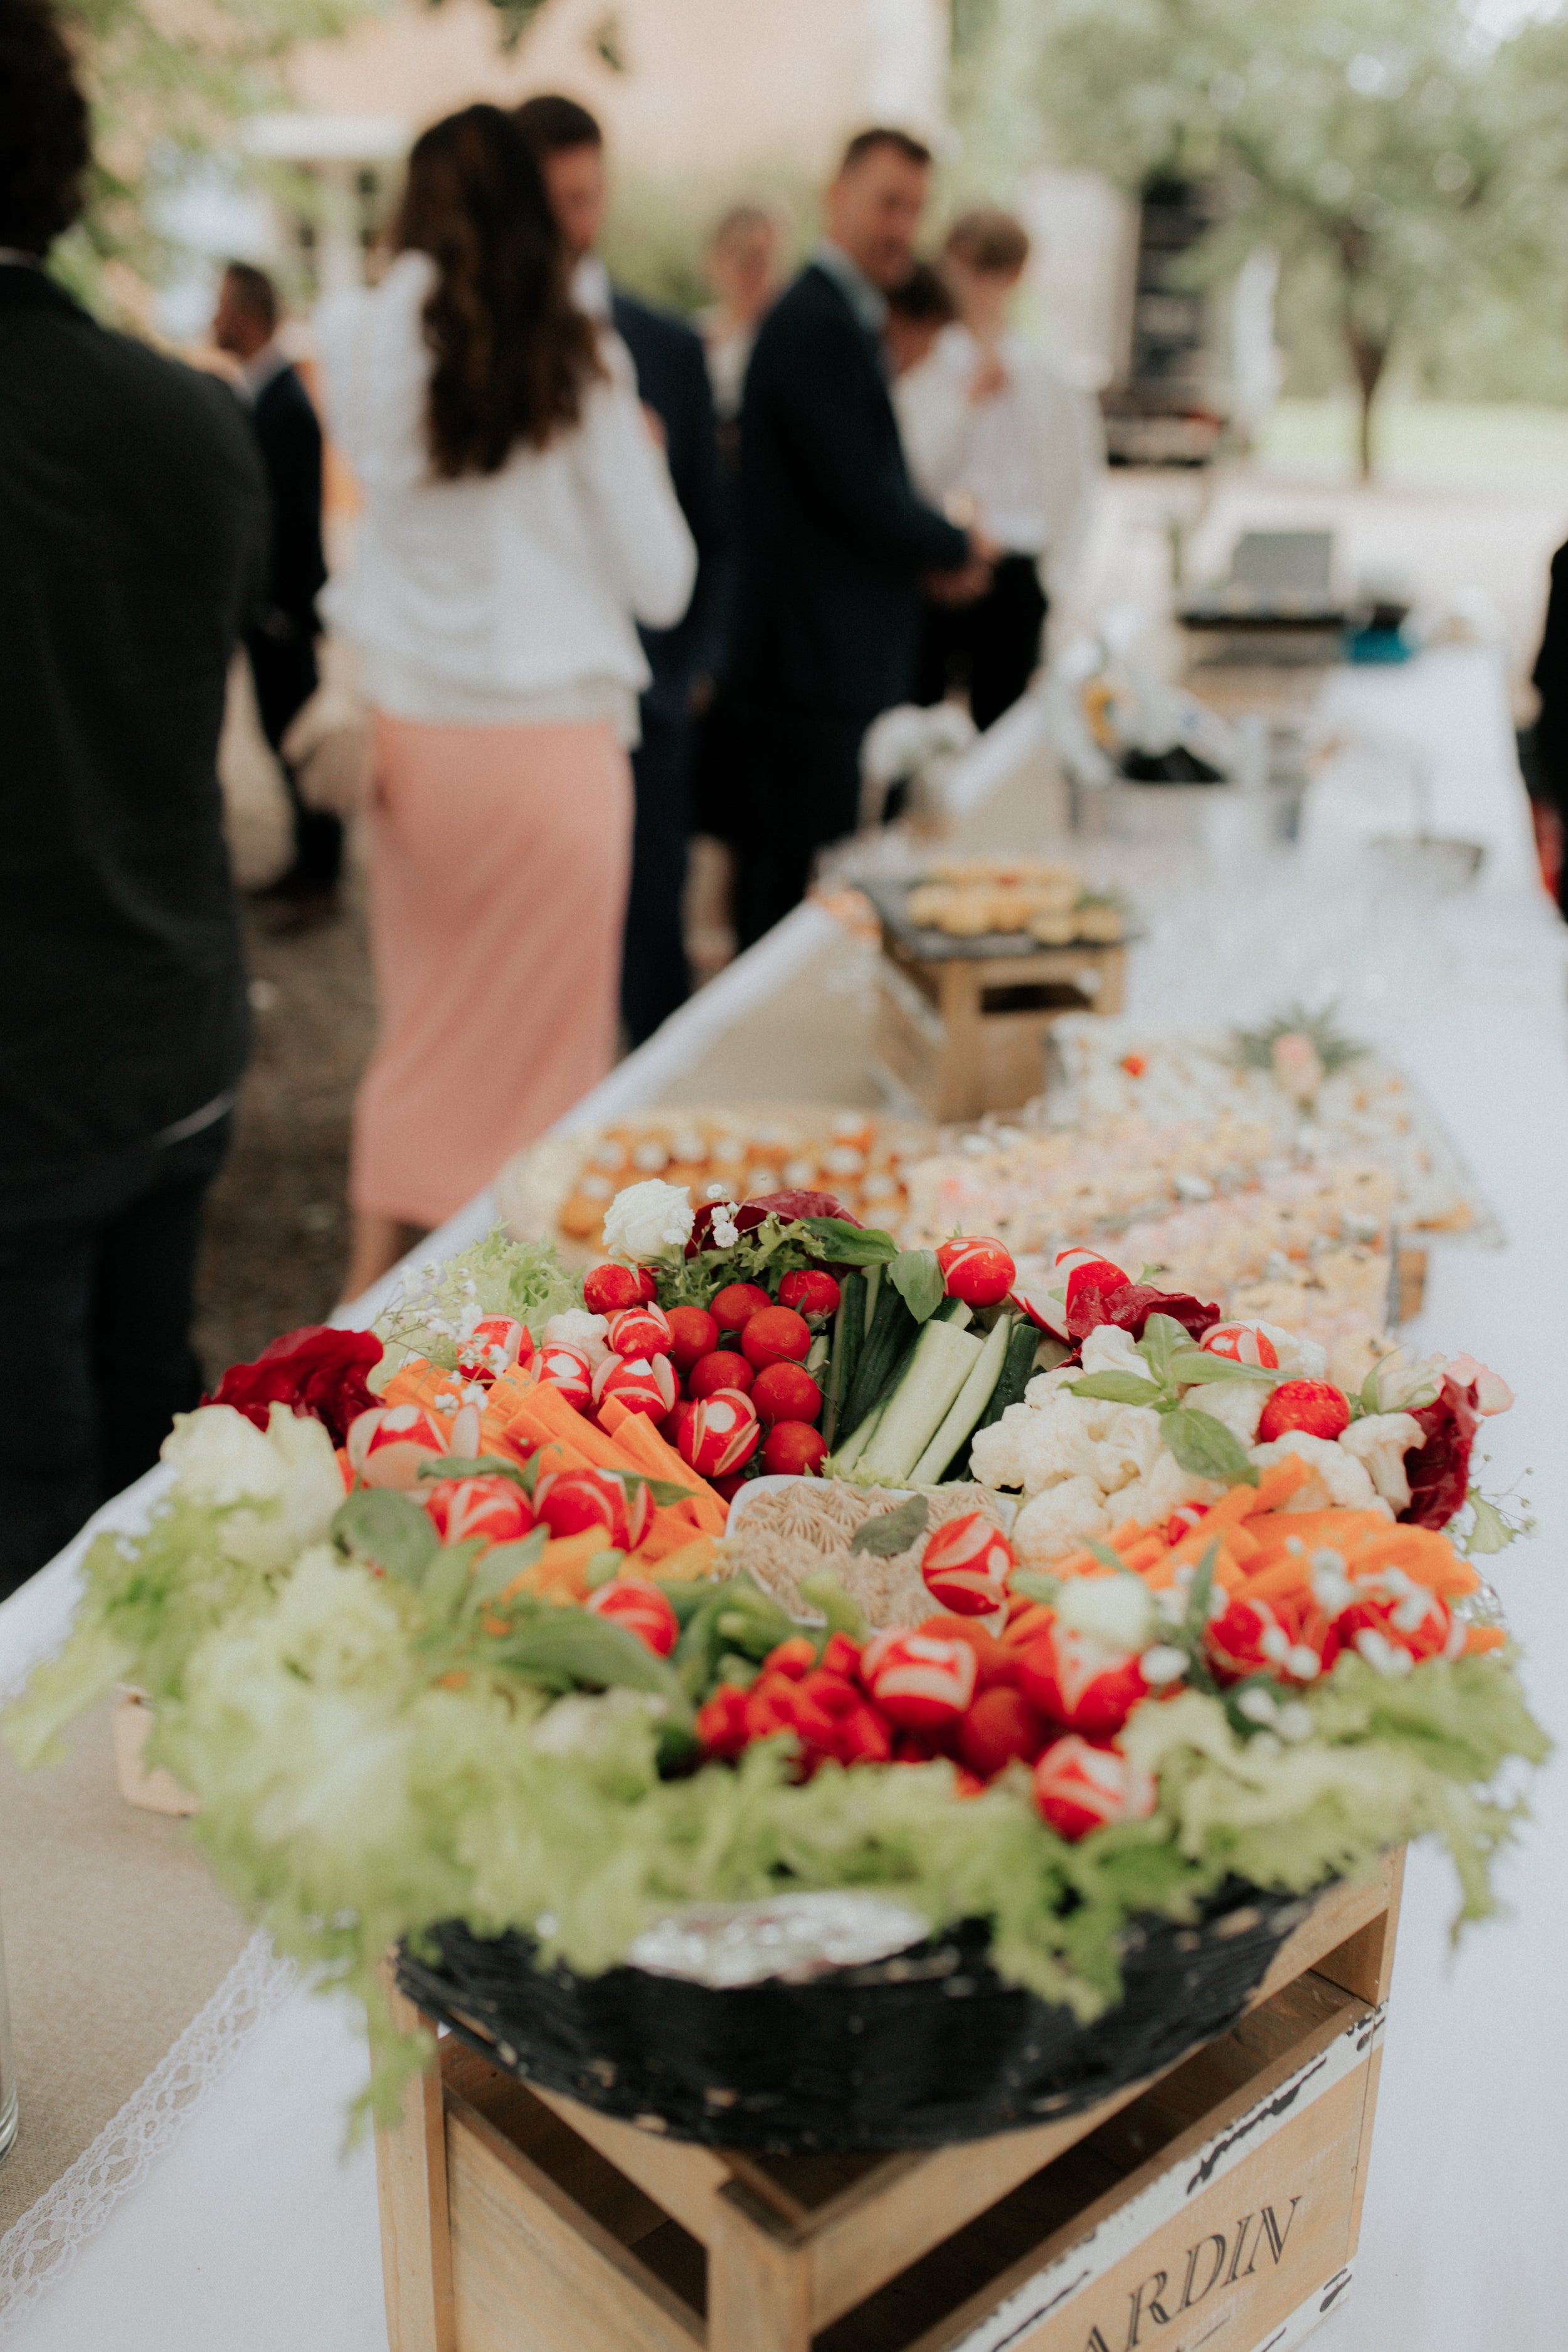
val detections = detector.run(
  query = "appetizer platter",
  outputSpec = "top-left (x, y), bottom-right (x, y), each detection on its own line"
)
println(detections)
top-left (1044, 1006), bottom-right (1497, 1240)
top-left (8, 1173), bottom-right (1540, 2163)
top-left (496, 1103), bottom-right (932, 1258)
top-left (861, 857), bottom-right (1131, 955)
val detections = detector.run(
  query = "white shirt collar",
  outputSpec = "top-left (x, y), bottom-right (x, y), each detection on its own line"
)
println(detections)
top-left (812, 239), bottom-right (888, 336)
top-left (571, 253), bottom-right (613, 322)
top-left (238, 340), bottom-right (291, 404)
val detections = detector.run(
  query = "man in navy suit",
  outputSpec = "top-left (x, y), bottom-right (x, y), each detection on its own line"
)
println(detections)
top-left (212, 260), bottom-right (338, 924)
top-left (733, 130), bottom-right (995, 945)
top-left (518, 96), bottom-right (726, 1045)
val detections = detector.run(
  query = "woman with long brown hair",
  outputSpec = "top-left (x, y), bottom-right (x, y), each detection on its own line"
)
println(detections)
top-left (317, 105), bottom-right (695, 1295)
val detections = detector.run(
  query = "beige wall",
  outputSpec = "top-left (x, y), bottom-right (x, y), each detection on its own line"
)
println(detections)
top-left (288, 0), bottom-right (948, 181)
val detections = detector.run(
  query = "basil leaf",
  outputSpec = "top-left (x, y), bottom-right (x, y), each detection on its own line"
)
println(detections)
top-left (332, 1490), bottom-right (439, 1585)
top-left (849, 1493), bottom-right (930, 1556)
top-left (1168, 1352), bottom-right (1273, 1387)
top-left (1136, 1315), bottom-right (1187, 1383)
top-left (799, 1217), bottom-right (899, 1264)
top-left (501, 1611), bottom-right (692, 1718)
top-left (1010, 1571), bottom-right (1061, 1606)
top-left (417, 1454), bottom-right (532, 1486)
top-left (1163, 1408), bottom-right (1259, 1486)
top-left (1067, 1372), bottom-right (1166, 1407)
top-left (1182, 1540), bottom-right (1221, 1648)
top-left (889, 1248), bottom-right (945, 1325)
top-left (470, 1527), bottom-right (548, 1604)
top-left (421, 1542), bottom-right (480, 1619)
top-left (1088, 1540), bottom-right (1131, 1574)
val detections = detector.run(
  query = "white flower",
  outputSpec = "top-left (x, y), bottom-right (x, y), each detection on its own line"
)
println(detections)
top-left (543, 1310), bottom-right (611, 1367)
top-left (707, 1200), bottom-right (741, 1249)
top-left (601, 1179), bottom-right (694, 1262)
top-left (161, 1402), bottom-right (344, 1571)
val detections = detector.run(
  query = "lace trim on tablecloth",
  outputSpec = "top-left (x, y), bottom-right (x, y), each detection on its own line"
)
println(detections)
top-left (0, 1932), bottom-right (295, 2337)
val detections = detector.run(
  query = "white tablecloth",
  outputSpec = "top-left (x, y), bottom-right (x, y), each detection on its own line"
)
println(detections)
top-left (4, 645), bottom-right (1564, 2349)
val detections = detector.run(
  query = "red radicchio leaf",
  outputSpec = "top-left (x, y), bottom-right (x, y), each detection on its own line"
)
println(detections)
top-left (686, 1189), bottom-right (858, 1258)
top-left (1399, 1375), bottom-right (1480, 1529)
top-left (1064, 1276), bottom-right (1222, 1345)
top-left (204, 1324), bottom-right (383, 1447)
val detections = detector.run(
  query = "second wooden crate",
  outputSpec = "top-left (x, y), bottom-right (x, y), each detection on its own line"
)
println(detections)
top-left (377, 1852), bottom-right (1402, 2352)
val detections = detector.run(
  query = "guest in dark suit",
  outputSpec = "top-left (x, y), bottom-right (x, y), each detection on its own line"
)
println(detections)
top-left (518, 95), bottom-right (725, 1046)
top-left (731, 130), bottom-right (994, 947)
top-left (0, 0), bottom-right (268, 1593)
top-left (1526, 538), bottom-right (1568, 918)
top-left (212, 259), bottom-right (339, 923)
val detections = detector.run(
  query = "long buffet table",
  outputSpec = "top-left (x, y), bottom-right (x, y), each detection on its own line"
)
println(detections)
top-left (3, 645), bottom-right (1565, 2350)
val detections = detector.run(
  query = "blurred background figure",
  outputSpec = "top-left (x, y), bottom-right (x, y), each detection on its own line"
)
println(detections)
top-left (211, 258), bottom-right (337, 926)
top-left (1525, 534), bottom-right (1568, 916)
top-left (700, 202), bottom-right (787, 433)
top-left (732, 128), bottom-right (992, 947)
top-left (317, 104), bottom-right (694, 1298)
top-left (518, 93), bottom-right (725, 1049)
top-left (0, 0), bottom-right (265, 1592)
top-left (884, 260), bottom-right (957, 380)
top-left (898, 207), bottom-right (1104, 730)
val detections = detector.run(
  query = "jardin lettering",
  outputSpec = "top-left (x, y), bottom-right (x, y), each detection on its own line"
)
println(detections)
top-left (1077, 2198), bottom-right (1301, 2350)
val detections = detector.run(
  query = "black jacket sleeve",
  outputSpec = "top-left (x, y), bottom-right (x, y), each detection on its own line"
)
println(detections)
top-left (753, 300), bottom-right (968, 576)
top-left (252, 370), bottom-right (326, 635)
top-left (1533, 540), bottom-right (1568, 781)
top-left (612, 292), bottom-right (731, 714)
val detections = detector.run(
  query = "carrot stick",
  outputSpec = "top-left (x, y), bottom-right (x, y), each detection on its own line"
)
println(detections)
top-left (1249, 1456), bottom-right (1314, 1515)
top-left (505, 1384), bottom-right (642, 1476)
top-left (610, 1411), bottom-right (726, 1536)
top-left (1120, 1535), bottom-right (1167, 1575)
top-left (498, 1528), bottom-right (607, 1606)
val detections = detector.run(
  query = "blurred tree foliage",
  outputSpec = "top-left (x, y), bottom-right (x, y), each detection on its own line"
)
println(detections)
top-left (54, 0), bottom-right (358, 322)
top-left (957, 0), bottom-right (1568, 472)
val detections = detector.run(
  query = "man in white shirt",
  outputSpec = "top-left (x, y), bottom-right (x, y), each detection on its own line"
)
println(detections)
top-left (896, 208), bottom-right (1104, 731)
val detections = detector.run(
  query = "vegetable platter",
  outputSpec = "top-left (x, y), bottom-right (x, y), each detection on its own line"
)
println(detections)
top-left (3, 1180), bottom-right (1545, 2149)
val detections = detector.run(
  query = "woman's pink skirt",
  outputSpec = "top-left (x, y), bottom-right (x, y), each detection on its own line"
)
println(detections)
top-left (352, 712), bottom-right (632, 1227)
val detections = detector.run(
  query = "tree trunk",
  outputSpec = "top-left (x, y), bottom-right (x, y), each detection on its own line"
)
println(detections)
top-left (1346, 330), bottom-right (1389, 480)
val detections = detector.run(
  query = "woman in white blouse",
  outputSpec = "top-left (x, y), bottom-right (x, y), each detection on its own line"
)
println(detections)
top-left (895, 208), bottom-right (1103, 730)
top-left (316, 105), bottom-right (695, 1295)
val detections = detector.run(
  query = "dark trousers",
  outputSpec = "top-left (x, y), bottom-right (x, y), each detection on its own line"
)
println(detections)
top-left (622, 706), bottom-right (694, 1048)
top-left (913, 553), bottom-right (1048, 733)
top-left (247, 626), bottom-right (344, 896)
top-left (734, 699), bottom-right (872, 950)
top-left (0, 1116), bottom-right (231, 1597)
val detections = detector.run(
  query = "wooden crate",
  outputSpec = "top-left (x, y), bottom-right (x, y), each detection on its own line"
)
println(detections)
top-left (874, 939), bottom-right (1128, 1123)
top-left (376, 1852), bottom-right (1401, 2352)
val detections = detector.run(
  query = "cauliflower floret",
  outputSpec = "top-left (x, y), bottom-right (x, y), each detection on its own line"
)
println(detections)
top-left (1250, 1430), bottom-right (1389, 1515)
top-left (1337, 1411), bottom-right (1424, 1511)
top-left (543, 1309), bottom-right (610, 1366)
top-left (1089, 1403), bottom-right (1165, 1491)
top-left (1187, 1380), bottom-right (1268, 1445)
top-left (1012, 1476), bottom-right (1111, 1565)
top-left (1114, 1452), bottom-right (1223, 1529)
top-left (1079, 1325), bottom-right (1151, 1382)
top-left (972, 1395), bottom-right (1105, 1495)
top-left (1022, 1365), bottom-right (1078, 1407)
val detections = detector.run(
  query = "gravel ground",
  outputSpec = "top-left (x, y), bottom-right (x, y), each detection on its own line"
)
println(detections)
top-left (192, 870), bottom-right (376, 1380)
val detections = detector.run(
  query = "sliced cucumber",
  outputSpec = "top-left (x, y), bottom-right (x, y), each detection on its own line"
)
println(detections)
top-left (859, 1321), bottom-right (984, 1488)
top-left (829, 1399), bottom-right (886, 1476)
top-left (954, 1316), bottom-right (1041, 1478)
top-left (821, 1269), bottom-right (864, 1451)
top-left (909, 1313), bottom-right (1014, 1486)
top-left (841, 1282), bottom-right (916, 1436)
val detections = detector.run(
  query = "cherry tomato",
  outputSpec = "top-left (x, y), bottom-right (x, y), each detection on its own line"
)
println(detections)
top-left (711, 1281), bottom-right (773, 1331)
top-left (665, 1304), bottom-right (719, 1373)
top-left (740, 1304), bottom-right (812, 1370)
top-left (688, 1348), bottom-right (754, 1399)
top-left (959, 1687), bottom-right (1049, 1777)
top-left (778, 1269), bottom-right (842, 1322)
top-left (936, 1237), bottom-right (1017, 1308)
top-left (1257, 1380), bottom-right (1351, 1444)
top-left (750, 1361), bottom-right (823, 1426)
top-left (583, 1264), bottom-right (645, 1315)
top-left (761, 1420), bottom-right (829, 1475)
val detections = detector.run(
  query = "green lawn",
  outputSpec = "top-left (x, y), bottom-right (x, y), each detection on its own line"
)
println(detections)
top-left (1258, 400), bottom-right (1568, 482)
